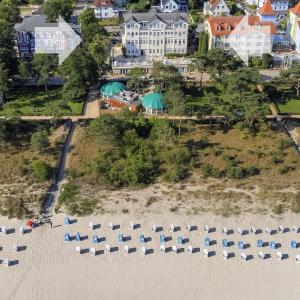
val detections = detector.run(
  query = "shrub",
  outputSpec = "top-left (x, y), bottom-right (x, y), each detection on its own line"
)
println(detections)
top-left (32, 160), bottom-right (52, 181)
top-left (278, 165), bottom-right (295, 175)
top-left (292, 194), bottom-right (300, 213)
top-left (163, 165), bottom-right (188, 182)
top-left (277, 138), bottom-right (292, 152)
top-left (273, 204), bottom-right (284, 215)
top-left (31, 130), bottom-right (49, 152)
top-left (226, 166), bottom-right (244, 179)
top-left (246, 166), bottom-right (260, 176)
top-left (200, 163), bottom-right (221, 178)
top-left (270, 154), bottom-right (283, 164)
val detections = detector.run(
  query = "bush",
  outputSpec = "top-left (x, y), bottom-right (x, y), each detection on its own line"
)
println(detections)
top-left (278, 165), bottom-right (295, 175)
top-left (292, 194), bottom-right (300, 213)
top-left (262, 53), bottom-right (274, 69)
top-left (32, 160), bottom-right (52, 181)
top-left (226, 166), bottom-right (244, 179)
top-left (163, 165), bottom-right (188, 182)
top-left (31, 130), bottom-right (49, 152)
top-left (200, 163), bottom-right (221, 178)
top-left (273, 204), bottom-right (284, 215)
top-left (270, 154), bottom-right (283, 164)
top-left (277, 138), bottom-right (292, 151)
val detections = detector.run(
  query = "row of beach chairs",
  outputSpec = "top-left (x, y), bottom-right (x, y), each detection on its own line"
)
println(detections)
top-left (63, 217), bottom-right (300, 235)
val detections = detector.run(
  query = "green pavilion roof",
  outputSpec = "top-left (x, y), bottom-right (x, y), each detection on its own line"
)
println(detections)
top-left (100, 82), bottom-right (127, 96)
top-left (141, 93), bottom-right (164, 110)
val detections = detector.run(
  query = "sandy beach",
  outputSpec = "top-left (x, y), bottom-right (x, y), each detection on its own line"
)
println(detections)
top-left (1, 212), bottom-right (300, 300)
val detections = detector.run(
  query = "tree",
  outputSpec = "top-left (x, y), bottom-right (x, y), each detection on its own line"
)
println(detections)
top-left (18, 60), bottom-right (32, 84)
top-left (33, 54), bottom-right (58, 91)
top-left (87, 34), bottom-right (109, 74)
top-left (31, 130), bottom-right (49, 152)
top-left (198, 32), bottom-right (208, 56)
top-left (164, 85), bottom-right (186, 135)
top-left (152, 62), bottom-right (183, 92)
top-left (0, 2), bottom-right (20, 24)
top-left (206, 49), bottom-right (232, 83)
top-left (189, 56), bottom-right (209, 87)
top-left (261, 53), bottom-right (274, 69)
top-left (127, 68), bottom-right (147, 93)
top-left (224, 67), bottom-right (260, 101)
top-left (43, 0), bottom-right (73, 22)
top-left (280, 64), bottom-right (300, 97)
top-left (0, 63), bottom-right (8, 103)
top-left (32, 160), bottom-right (52, 181)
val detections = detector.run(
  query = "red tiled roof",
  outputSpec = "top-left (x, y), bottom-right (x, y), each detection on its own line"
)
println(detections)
top-left (290, 1), bottom-right (300, 15)
top-left (209, 0), bottom-right (221, 11)
top-left (95, 0), bottom-right (112, 7)
top-left (257, 0), bottom-right (277, 16)
top-left (207, 16), bottom-right (276, 36)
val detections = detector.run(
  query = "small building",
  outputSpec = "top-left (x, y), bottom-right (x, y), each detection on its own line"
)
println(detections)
top-left (203, 0), bottom-right (230, 16)
top-left (160, 0), bottom-right (188, 13)
top-left (94, 0), bottom-right (119, 19)
top-left (100, 81), bottom-right (141, 111)
top-left (246, 0), bottom-right (289, 13)
top-left (141, 93), bottom-right (165, 114)
top-left (287, 1), bottom-right (300, 51)
top-left (257, 0), bottom-right (277, 24)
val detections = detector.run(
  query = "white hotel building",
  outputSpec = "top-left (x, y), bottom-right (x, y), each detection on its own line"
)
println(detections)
top-left (122, 9), bottom-right (188, 57)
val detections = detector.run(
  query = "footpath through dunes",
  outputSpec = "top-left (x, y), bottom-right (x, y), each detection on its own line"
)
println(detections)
top-left (1, 213), bottom-right (300, 300)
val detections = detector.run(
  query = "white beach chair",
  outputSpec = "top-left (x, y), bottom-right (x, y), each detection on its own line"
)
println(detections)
top-left (130, 222), bottom-right (135, 230)
top-left (295, 254), bottom-right (300, 263)
top-left (278, 225), bottom-right (284, 233)
top-left (276, 252), bottom-right (283, 260)
top-left (222, 227), bottom-right (228, 235)
top-left (152, 224), bottom-right (157, 232)
top-left (188, 245), bottom-right (193, 254)
top-left (266, 228), bottom-right (271, 235)
top-left (204, 224), bottom-right (209, 233)
top-left (241, 253), bottom-right (247, 261)
top-left (89, 221), bottom-right (94, 230)
top-left (258, 252), bottom-right (265, 260)
top-left (105, 244), bottom-right (111, 252)
top-left (108, 222), bottom-right (113, 230)
top-left (223, 250), bottom-right (228, 260)
top-left (3, 259), bottom-right (10, 267)
top-left (75, 246), bottom-right (81, 254)
top-left (90, 247), bottom-right (96, 256)
top-left (141, 246), bottom-right (146, 255)
top-left (292, 226), bottom-right (299, 233)
top-left (160, 244), bottom-right (166, 253)
top-left (19, 226), bottom-right (25, 235)
top-left (124, 245), bottom-right (129, 253)
top-left (237, 228), bottom-right (243, 235)
top-left (2, 226), bottom-right (7, 234)
top-left (172, 245), bottom-right (178, 253)
top-left (186, 224), bottom-right (192, 231)
top-left (251, 226), bottom-right (256, 234)
top-left (170, 224), bottom-right (175, 232)
top-left (203, 248), bottom-right (208, 258)
top-left (12, 244), bottom-right (19, 252)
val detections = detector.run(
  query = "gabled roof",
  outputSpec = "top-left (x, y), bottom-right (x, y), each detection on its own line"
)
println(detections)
top-left (208, 0), bottom-right (222, 11)
top-left (95, 0), bottom-right (112, 8)
top-left (290, 1), bottom-right (300, 15)
top-left (207, 15), bottom-right (276, 36)
top-left (257, 0), bottom-right (277, 16)
top-left (161, 0), bottom-right (187, 5)
top-left (14, 15), bottom-right (57, 32)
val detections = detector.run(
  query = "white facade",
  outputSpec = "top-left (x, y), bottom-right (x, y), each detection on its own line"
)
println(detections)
top-left (94, 1), bottom-right (119, 19)
top-left (160, 0), bottom-right (188, 12)
top-left (122, 11), bottom-right (188, 57)
top-left (246, 0), bottom-right (289, 11)
top-left (203, 0), bottom-right (230, 16)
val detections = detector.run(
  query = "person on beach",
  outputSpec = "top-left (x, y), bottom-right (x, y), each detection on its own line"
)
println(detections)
top-left (49, 221), bottom-right (53, 228)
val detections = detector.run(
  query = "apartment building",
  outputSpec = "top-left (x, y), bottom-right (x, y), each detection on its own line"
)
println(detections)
top-left (122, 9), bottom-right (188, 57)
top-left (160, 0), bottom-right (188, 13)
top-left (203, 0), bottom-right (230, 16)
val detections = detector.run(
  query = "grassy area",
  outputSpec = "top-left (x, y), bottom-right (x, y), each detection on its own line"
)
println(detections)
top-left (98, 18), bottom-right (121, 26)
top-left (277, 99), bottom-right (300, 114)
top-left (0, 120), bottom-right (66, 218)
top-left (0, 87), bottom-right (84, 117)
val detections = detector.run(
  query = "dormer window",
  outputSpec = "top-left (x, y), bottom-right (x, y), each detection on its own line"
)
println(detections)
top-left (217, 25), bottom-right (222, 31)
top-left (227, 25), bottom-right (231, 30)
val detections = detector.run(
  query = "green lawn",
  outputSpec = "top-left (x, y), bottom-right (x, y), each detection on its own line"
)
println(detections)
top-left (277, 99), bottom-right (300, 114)
top-left (0, 87), bottom-right (84, 117)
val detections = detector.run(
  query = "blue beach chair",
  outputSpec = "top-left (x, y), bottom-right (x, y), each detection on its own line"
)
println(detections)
top-left (237, 241), bottom-right (244, 250)
top-left (76, 232), bottom-right (81, 242)
top-left (140, 234), bottom-right (145, 244)
top-left (256, 239), bottom-right (263, 248)
top-left (177, 236), bottom-right (183, 245)
top-left (291, 240), bottom-right (297, 249)
top-left (118, 234), bottom-right (124, 243)
top-left (222, 239), bottom-right (228, 248)
top-left (93, 235), bottom-right (98, 244)
top-left (64, 233), bottom-right (71, 242)
top-left (160, 234), bottom-right (165, 244)
top-left (64, 216), bottom-right (70, 225)
top-left (269, 241), bottom-right (276, 249)
top-left (204, 237), bottom-right (210, 246)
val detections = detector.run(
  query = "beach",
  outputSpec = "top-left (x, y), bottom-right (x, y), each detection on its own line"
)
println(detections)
top-left (1, 213), bottom-right (300, 300)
